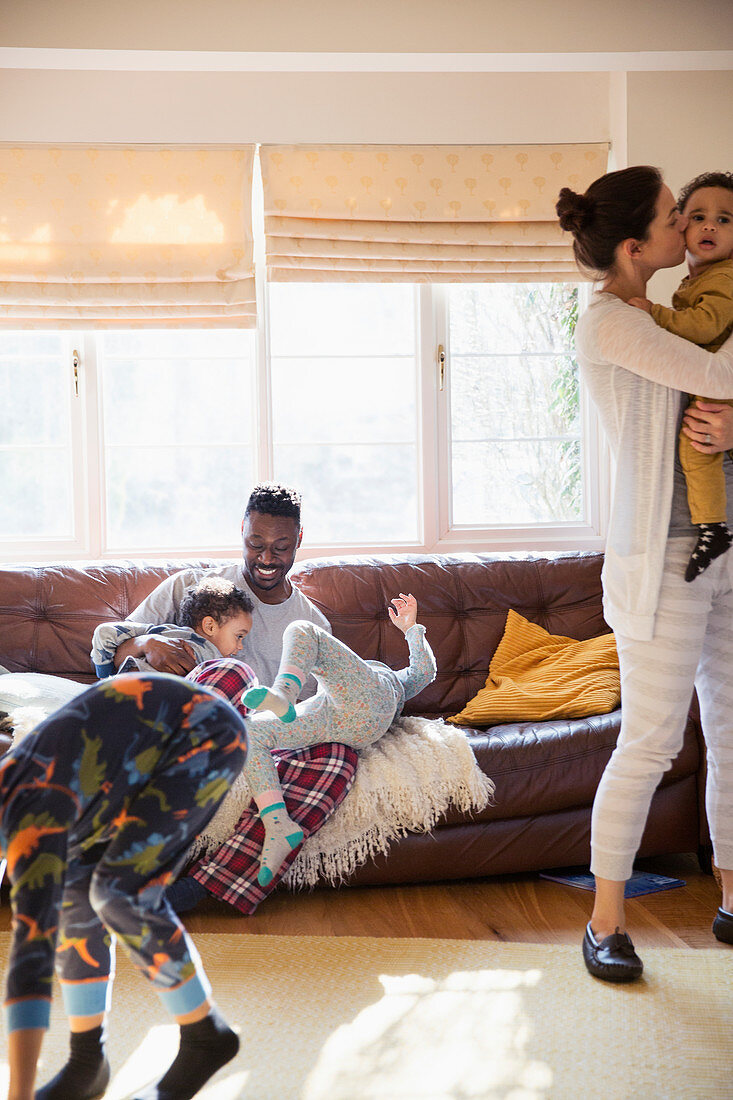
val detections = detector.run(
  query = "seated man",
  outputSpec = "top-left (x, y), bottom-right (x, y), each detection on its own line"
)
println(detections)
top-left (114, 482), bottom-right (328, 698)
top-left (105, 483), bottom-right (358, 914)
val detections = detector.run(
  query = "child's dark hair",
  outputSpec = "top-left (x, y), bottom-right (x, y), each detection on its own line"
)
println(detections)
top-left (556, 165), bottom-right (664, 278)
top-left (180, 577), bottom-right (253, 629)
top-left (677, 171), bottom-right (733, 212)
top-left (244, 482), bottom-right (301, 525)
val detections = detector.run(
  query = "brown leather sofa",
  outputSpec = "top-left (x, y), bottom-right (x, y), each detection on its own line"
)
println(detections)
top-left (0, 551), bottom-right (709, 886)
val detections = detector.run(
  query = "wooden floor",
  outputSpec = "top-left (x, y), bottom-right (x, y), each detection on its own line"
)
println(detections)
top-left (0, 853), bottom-right (725, 950)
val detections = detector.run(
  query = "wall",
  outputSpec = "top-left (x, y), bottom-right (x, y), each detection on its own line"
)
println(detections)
top-left (2, 0), bottom-right (731, 53)
top-left (628, 69), bottom-right (733, 302)
top-left (0, 70), bottom-right (609, 145)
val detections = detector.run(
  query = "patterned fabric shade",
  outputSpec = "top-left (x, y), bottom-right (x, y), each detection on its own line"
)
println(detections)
top-left (261, 143), bottom-right (609, 283)
top-left (0, 145), bottom-right (257, 327)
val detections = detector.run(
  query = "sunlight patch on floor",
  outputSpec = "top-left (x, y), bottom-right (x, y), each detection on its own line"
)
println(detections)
top-left (302, 966), bottom-right (553, 1100)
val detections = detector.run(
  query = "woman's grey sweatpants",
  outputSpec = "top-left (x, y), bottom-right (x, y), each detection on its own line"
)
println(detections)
top-left (591, 537), bottom-right (733, 881)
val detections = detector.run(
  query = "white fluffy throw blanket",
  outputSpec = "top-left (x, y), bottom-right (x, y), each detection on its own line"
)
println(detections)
top-left (192, 715), bottom-right (495, 889)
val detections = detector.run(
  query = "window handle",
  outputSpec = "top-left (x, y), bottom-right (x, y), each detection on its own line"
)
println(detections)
top-left (438, 344), bottom-right (446, 390)
top-left (72, 348), bottom-right (80, 396)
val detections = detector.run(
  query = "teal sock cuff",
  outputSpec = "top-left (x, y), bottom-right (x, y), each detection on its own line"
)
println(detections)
top-left (280, 673), bottom-right (303, 689)
top-left (260, 801), bottom-right (287, 818)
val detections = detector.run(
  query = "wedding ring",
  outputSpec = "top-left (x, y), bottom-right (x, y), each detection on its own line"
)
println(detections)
top-left (705, 433), bottom-right (712, 444)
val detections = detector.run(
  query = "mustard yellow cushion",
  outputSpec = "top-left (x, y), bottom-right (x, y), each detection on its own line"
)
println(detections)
top-left (446, 609), bottom-right (619, 727)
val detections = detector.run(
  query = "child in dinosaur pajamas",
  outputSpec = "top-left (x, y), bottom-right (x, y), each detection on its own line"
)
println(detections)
top-left (0, 672), bottom-right (248, 1100)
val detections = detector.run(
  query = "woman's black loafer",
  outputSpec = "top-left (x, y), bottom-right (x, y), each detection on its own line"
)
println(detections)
top-left (712, 907), bottom-right (733, 944)
top-left (582, 922), bottom-right (643, 982)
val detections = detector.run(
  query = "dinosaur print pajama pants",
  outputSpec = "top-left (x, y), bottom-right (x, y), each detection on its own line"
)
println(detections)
top-left (0, 673), bottom-right (247, 1033)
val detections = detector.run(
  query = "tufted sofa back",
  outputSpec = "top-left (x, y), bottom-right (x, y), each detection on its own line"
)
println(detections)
top-left (0, 552), bottom-right (607, 719)
top-left (294, 552), bottom-right (607, 717)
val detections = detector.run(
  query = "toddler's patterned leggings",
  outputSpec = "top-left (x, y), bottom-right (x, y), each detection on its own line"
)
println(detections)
top-left (0, 673), bottom-right (247, 1032)
top-left (245, 621), bottom-right (402, 797)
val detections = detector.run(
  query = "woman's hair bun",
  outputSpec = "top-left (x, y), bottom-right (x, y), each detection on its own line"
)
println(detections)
top-left (556, 187), bottom-right (595, 234)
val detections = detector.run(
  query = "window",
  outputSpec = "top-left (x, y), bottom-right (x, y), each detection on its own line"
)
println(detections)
top-left (268, 283), bottom-right (420, 544)
top-left (98, 331), bottom-right (256, 552)
top-left (1, 333), bottom-right (80, 547)
top-left (446, 283), bottom-right (582, 528)
top-left (2, 282), bottom-right (605, 560)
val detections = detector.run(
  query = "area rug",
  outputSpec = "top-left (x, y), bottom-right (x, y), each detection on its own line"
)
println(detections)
top-left (1, 933), bottom-right (730, 1099)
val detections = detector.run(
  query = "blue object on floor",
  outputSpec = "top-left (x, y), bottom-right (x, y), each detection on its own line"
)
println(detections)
top-left (539, 869), bottom-right (685, 897)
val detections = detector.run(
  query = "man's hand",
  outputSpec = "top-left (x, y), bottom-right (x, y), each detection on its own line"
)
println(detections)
top-left (114, 636), bottom-right (196, 675)
top-left (682, 399), bottom-right (733, 454)
top-left (628, 296), bottom-right (653, 313)
top-left (388, 593), bottom-right (418, 634)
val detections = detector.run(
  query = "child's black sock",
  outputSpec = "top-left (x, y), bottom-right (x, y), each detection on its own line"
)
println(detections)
top-left (164, 875), bottom-right (208, 913)
top-left (685, 522), bottom-right (733, 581)
top-left (36, 1024), bottom-right (111, 1100)
top-left (134, 1008), bottom-right (239, 1100)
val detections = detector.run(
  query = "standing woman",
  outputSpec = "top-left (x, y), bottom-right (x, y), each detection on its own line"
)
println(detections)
top-left (556, 167), bottom-right (733, 982)
top-left (0, 672), bottom-right (248, 1100)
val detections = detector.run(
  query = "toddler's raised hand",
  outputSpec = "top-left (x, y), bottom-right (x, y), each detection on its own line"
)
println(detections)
top-left (388, 592), bottom-right (418, 633)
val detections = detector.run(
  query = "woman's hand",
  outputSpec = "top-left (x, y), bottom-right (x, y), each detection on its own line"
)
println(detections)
top-left (388, 593), bottom-right (418, 634)
top-left (681, 399), bottom-right (733, 453)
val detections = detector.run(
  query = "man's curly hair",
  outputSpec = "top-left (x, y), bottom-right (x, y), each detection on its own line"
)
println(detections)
top-left (678, 171), bottom-right (733, 212)
top-left (179, 578), bottom-right (253, 629)
top-left (244, 482), bottom-right (302, 525)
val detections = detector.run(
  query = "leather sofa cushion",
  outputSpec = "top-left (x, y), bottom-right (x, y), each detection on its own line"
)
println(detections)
top-left (449, 708), bottom-right (700, 824)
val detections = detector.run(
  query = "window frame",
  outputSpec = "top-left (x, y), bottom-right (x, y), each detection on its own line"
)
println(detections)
top-left (1, 282), bottom-right (609, 562)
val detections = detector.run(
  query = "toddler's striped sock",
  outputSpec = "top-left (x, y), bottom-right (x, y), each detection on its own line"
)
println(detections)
top-left (258, 801), bottom-right (304, 886)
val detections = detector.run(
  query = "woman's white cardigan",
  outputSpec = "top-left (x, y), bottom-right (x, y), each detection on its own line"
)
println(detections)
top-left (576, 292), bottom-right (733, 641)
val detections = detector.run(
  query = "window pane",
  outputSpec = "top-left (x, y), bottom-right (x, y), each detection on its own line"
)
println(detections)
top-left (275, 443), bottom-right (418, 543)
top-left (450, 283), bottom-right (573, 355)
top-left (269, 283), bottom-right (415, 357)
top-left (106, 444), bottom-right (254, 548)
top-left (272, 358), bottom-right (415, 445)
top-left (103, 359), bottom-right (251, 446)
top-left (451, 354), bottom-right (579, 441)
top-left (449, 284), bottom-right (582, 527)
top-left (100, 332), bottom-right (255, 550)
top-left (269, 284), bottom-right (419, 543)
top-left (453, 440), bottom-right (581, 525)
top-left (0, 336), bottom-right (74, 538)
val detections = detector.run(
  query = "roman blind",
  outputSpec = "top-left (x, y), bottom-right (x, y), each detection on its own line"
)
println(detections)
top-left (0, 144), bottom-right (257, 327)
top-left (260, 143), bottom-right (608, 282)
